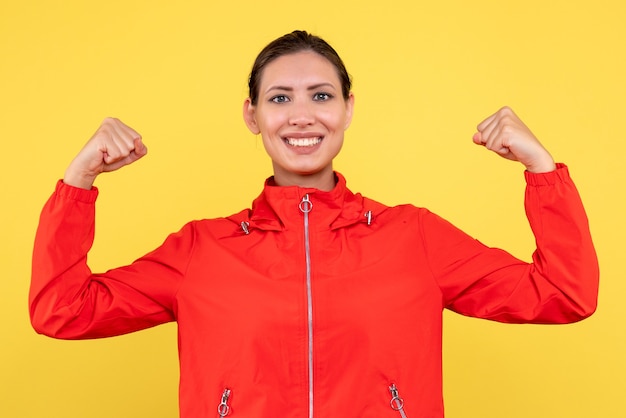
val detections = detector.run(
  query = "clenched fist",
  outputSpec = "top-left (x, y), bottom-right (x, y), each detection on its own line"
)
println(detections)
top-left (472, 107), bottom-right (556, 173)
top-left (64, 118), bottom-right (147, 189)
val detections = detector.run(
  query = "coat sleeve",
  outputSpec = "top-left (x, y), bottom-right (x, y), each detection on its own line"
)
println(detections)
top-left (29, 181), bottom-right (190, 339)
top-left (422, 163), bottom-right (599, 324)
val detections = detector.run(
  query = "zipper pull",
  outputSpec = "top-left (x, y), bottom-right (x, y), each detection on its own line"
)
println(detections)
top-left (217, 388), bottom-right (231, 417)
top-left (389, 384), bottom-right (408, 418)
top-left (299, 194), bottom-right (312, 213)
top-left (364, 210), bottom-right (373, 226)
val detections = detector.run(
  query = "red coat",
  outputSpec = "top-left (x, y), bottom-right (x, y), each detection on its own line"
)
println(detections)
top-left (30, 165), bottom-right (598, 417)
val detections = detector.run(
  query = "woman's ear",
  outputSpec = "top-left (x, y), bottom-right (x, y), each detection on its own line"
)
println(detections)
top-left (243, 98), bottom-right (260, 135)
top-left (344, 93), bottom-right (355, 130)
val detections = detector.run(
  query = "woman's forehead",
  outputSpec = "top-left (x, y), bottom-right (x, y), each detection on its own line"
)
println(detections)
top-left (259, 51), bottom-right (341, 89)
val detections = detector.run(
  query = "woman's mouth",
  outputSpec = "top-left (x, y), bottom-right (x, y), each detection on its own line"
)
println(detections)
top-left (284, 137), bottom-right (323, 147)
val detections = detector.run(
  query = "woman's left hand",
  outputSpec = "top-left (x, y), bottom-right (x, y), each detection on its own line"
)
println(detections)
top-left (472, 106), bottom-right (556, 173)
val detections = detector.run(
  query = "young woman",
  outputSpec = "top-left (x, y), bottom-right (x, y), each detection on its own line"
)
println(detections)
top-left (30, 30), bottom-right (599, 417)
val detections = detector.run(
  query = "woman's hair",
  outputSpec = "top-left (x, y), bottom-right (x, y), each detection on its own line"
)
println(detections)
top-left (248, 30), bottom-right (352, 105)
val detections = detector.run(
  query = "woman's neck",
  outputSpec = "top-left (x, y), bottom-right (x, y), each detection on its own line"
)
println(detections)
top-left (271, 166), bottom-right (337, 191)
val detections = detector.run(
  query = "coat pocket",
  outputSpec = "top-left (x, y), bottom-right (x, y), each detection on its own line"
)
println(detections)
top-left (217, 388), bottom-right (231, 417)
top-left (388, 383), bottom-right (409, 418)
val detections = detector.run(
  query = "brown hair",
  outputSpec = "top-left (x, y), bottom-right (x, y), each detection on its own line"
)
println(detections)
top-left (248, 30), bottom-right (352, 105)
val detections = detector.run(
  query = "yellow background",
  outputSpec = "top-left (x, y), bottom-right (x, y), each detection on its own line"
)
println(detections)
top-left (1, 0), bottom-right (624, 416)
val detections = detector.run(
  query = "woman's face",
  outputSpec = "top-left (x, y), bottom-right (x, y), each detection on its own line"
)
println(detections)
top-left (243, 51), bottom-right (354, 190)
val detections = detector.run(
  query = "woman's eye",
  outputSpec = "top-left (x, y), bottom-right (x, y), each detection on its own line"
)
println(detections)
top-left (270, 95), bottom-right (290, 103)
top-left (313, 92), bottom-right (332, 101)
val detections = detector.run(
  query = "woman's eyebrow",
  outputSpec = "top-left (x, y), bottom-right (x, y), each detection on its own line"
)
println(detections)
top-left (306, 82), bottom-right (336, 91)
top-left (266, 85), bottom-right (292, 93)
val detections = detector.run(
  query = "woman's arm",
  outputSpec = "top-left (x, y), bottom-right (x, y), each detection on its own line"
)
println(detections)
top-left (29, 119), bottom-right (183, 339)
top-left (427, 107), bottom-right (598, 323)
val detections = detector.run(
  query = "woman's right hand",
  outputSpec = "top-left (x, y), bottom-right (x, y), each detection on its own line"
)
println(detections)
top-left (63, 118), bottom-right (147, 189)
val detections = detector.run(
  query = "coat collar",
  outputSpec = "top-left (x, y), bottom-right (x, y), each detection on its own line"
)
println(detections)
top-left (231, 172), bottom-right (374, 232)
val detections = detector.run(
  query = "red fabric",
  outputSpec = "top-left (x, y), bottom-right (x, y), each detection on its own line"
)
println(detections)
top-left (30, 166), bottom-right (598, 417)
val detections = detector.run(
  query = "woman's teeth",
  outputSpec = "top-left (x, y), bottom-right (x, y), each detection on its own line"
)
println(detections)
top-left (285, 137), bottom-right (322, 147)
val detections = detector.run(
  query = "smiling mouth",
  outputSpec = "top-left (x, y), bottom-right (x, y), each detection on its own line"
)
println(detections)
top-left (284, 137), bottom-right (323, 147)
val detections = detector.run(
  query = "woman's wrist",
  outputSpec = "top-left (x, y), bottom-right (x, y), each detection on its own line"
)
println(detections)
top-left (63, 166), bottom-right (97, 190)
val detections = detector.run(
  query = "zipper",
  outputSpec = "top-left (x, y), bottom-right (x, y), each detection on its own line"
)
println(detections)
top-left (299, 194), bottom-right (314, 418)
top-left (217, 388), bottom-right (231, 417)
top-left (389, 384), bottom-right (408, 418)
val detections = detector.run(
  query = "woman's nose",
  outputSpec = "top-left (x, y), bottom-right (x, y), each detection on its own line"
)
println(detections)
top-left (288, 101), bottom-right (315, 126)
